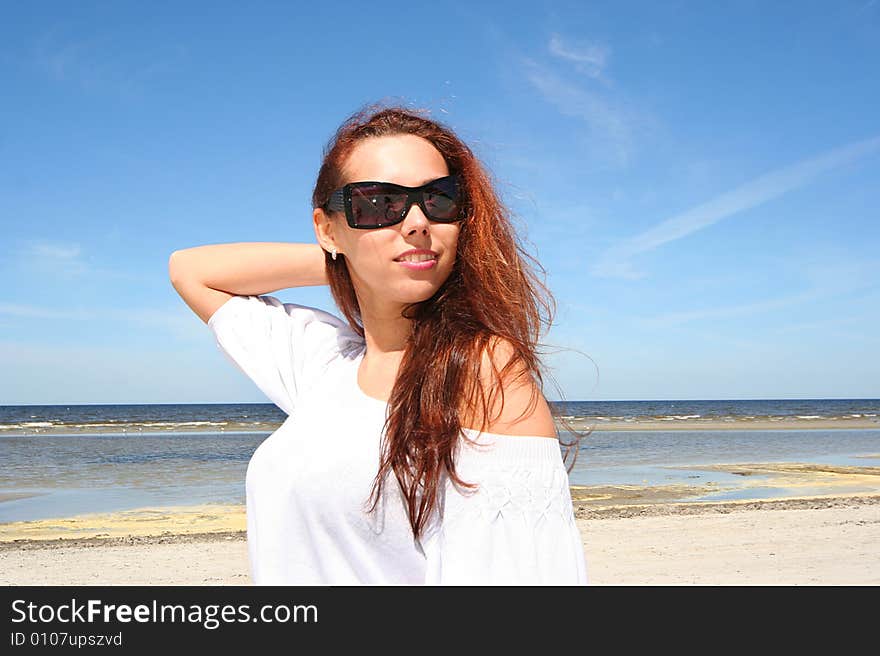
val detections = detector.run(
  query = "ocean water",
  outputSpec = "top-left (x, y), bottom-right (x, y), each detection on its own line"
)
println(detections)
top-left (2, 399), bottom-right (878, 436)
top-left (1, 401), bottom-right (879, 522)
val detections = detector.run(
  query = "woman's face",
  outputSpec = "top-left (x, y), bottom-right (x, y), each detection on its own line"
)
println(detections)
top-left (316, 134), bottom-right (461, 316)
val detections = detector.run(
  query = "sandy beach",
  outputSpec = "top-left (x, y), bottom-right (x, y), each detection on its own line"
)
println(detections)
top-left (2, 458), bottom-right (878, 585)
top-left (1, 497), bottom-right (877, 585)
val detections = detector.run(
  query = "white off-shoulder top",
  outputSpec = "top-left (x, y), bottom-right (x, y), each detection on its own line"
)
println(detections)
top-left (208, 294), bottom-right (588, 586)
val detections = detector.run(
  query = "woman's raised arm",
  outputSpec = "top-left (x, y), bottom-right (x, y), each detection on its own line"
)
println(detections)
top-left (168, 242), bottom-right (328, 324)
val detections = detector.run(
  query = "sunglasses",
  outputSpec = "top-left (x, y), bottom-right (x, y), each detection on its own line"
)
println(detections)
top-left (324, 174), bottom-right (466, 229)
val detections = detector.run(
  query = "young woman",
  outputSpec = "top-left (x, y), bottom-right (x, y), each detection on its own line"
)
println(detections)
top-left (168, 104), bottom-right (588, 585)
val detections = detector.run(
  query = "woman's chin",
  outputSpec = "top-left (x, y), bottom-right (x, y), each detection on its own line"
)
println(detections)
top-left (392, 283), bottom-right (444, 305)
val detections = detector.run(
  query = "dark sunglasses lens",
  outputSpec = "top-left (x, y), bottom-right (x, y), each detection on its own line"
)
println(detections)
top-left (350, 185), bottom-right (408, 226)
top-left (347, 177), bottom-right (463, 227)
top-left (423, 178), bottom-right (461, 220)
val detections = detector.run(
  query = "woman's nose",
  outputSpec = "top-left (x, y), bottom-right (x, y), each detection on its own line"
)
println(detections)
top-left (400, 201), bottom-right (430, 233)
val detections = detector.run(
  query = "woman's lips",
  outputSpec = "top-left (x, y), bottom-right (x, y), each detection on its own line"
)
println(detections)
top-left (395, 258), bottom-right (437, 270)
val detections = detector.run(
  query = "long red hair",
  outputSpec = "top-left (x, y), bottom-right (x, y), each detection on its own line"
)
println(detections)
top-left (312, 102), bottom-right (583, 541)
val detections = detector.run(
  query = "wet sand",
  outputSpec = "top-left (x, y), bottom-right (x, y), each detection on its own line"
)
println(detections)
top-left (0, 504), bottom-right (246, 544)
top-left (568, 417), bottom-right (880, 431)
top-left (569, 461), bottom-right (880, 507)
top-left (1, 459), bottom-right (878, 585)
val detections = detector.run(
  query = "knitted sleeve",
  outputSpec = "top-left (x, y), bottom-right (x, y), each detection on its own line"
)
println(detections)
top-left (419, 430), bottom-right (589, 585)
top-left (207, 294), bottom-right (360, 416)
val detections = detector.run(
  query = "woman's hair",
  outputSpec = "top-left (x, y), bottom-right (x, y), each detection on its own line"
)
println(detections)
top-left (312, 101), bottom-right (584, 542)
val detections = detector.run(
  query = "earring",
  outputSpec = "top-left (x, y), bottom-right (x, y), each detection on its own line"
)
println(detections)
top-left (331, 247), bottom-right (338, 261)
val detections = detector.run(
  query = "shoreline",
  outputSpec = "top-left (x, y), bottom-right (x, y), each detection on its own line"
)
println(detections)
top-left (2, 417), bottom-right (878, 437)
top-left (567, 417), bottom-right (880, 431)
top-left (3, 455), bottom-right (878, 549)
top-left (2, 493), bottom-right (879, 553)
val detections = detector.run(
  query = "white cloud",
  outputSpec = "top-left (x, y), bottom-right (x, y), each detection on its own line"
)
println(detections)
top-left (14, 239), bottom-right (154, 283)
top-left (638, 290), bottom-right (821, 327)
top-left (29, 242), bottom-right (82, 260)
top-left (0, 301), bottom-right (204, 340)
top-left (636, 257), bottom-right (880, 327)
top-left (0, 340), bottom-right (227, 404)
top-left (20, 240), bottom-right (89, 277)
top-left (33, 30), bottom-right (110, 90)
top-left (592, 134), bottom-right (880, 279)
top-left (32, 29), bottom-right (187, 99)
top-left (548, 33), bottom-right (610, 79)
top-left (521, 57), bottom-right (634, 167)
top-left (0, 303), bottom-right (91, 320)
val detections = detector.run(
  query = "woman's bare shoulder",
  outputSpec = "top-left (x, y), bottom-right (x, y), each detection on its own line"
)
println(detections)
top-left (460, 336), bottom-right (557, 439)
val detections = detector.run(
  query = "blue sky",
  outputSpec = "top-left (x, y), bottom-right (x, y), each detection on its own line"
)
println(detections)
top-left (1, 0), bottom-right (878, 404)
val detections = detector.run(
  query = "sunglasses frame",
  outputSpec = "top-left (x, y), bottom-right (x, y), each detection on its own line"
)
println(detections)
top-left (324, 174), bottom-right (466, 229)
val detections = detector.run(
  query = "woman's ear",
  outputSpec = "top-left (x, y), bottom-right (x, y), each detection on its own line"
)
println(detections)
top-left (313, 207), bottom-right (338, 254)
